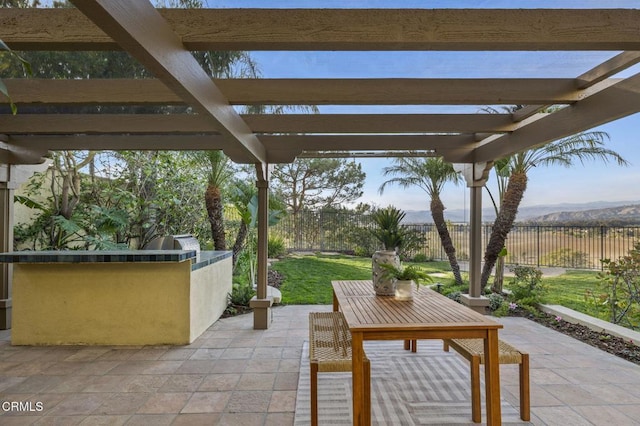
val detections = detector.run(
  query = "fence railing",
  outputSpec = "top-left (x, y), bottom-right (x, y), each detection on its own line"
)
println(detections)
top-left (250, 210), bottom-right (640, 270)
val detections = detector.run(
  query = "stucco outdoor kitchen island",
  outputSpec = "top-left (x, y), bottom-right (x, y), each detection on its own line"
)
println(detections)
top-left (0, 250), bottom-right (232, 346)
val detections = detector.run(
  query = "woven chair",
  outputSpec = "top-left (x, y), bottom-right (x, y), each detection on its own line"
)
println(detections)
top-left (309, 312), bottom-right (370, 426)
top-left (444, 338), bottom-right (530, 423)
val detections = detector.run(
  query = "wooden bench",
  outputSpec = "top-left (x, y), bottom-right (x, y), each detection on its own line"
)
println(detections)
top-left (444, 338), bottom-right (530, 423)
top-left (309, 312), bottom-right (370, 426)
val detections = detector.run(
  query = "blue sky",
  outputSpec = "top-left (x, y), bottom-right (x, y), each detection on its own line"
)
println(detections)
top-left (207, 0), bottom-right (640, 213)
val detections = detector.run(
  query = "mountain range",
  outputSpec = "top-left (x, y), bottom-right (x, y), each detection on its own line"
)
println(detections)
top-left (402, 200), bottom-right (640, 224)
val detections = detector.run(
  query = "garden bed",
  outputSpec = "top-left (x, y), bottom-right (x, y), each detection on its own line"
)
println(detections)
top-left (221, 269), bottom-right (285, 318)
top-left (508, 307), bottom-right (640, 366)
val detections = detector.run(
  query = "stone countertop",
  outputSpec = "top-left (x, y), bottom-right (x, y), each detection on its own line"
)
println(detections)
top-left (0, 250), bottom-right (198, 264)
top-left (192, 251), bottom-right (232, 271)
top-left (0, 250), bottom-right (233, 272)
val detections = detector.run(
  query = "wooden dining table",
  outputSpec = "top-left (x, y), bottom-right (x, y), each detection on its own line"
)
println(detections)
top-left (332, 280), bottom-right (504, 426)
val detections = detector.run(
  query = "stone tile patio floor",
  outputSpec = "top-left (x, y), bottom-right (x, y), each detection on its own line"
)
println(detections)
top-left (1, 305), bottom-right (640, 425)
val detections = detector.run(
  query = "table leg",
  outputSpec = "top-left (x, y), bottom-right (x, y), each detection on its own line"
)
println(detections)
top-left (484, 329), bottom-right (502, 425)
top-left (333, 291), bottom-right (339, 311)
top-left (351, 331), bottom-right (367, 426)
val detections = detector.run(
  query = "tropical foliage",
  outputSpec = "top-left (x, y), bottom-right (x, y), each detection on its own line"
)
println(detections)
top-left (0, 37), bottom-right (31, 114)
top-left (369, 206), bottom-right (407, 251)
top-left (482, 129), bottom-right (629, 290)
top-left (379, 157), bottom-right (464, 285)
top-left (14, 151), bottom-right (210, 250)
top-left (197, 151), bottom-right (233, 251)
top-left (379, 262), bottom-right (433, 286)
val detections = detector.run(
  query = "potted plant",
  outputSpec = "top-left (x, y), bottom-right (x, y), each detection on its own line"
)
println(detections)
top-left (370, 206), bottom-right (411, 296)
top-left (380, 263), bottom-right (433, 300)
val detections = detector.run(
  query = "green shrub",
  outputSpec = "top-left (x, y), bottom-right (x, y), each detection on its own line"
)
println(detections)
top-left (447, 291), bottom-right (462, 303)
top-left (229, 278), bottom-right (255, 306)
top-left (354, 246), bottom-right (373, 257)
top-left (346, 227), bottom-right (378, 257)
top-left (488, 293), bottom-right (504, 311)
top-left (268, 236), bottom-right (287, 258)
top-left (507, 265), bottom-right (547, 307)
top-left (398, 229), bottom-right (427, 261)
top-left (598, 242), bottom-right (640, 328)
top-left (492, 303), bottom-right (509, 317)
top-left (412, 253), bottom-right (429, 263)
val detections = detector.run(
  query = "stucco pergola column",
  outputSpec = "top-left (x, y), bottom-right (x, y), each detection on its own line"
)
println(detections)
top-left (250, 164), bottom-right (274, 329)
top-left (0, 161), bottom-right (51, 329)
top-left (0, 180), bottom-right (15, 330)
top-left (454, 162), bottom-right (493, 314)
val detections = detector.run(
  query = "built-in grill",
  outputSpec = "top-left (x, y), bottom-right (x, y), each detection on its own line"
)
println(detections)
top-left (143, 234), bottom-right (201, 254)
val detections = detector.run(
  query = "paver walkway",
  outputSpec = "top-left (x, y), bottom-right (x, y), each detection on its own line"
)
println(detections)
top-left (0, 305), bottom-right (639, 425)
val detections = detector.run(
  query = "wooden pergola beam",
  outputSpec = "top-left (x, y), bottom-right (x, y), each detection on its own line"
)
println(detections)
top-left (9, 133), bottom-right (474, 151)
top-left (8, 133), bottom-right (475, 164)
top-left (1, 114), bottom-right (219, 134)
top-left (69, 0), bottom-right (266, 165)
top-left (9, 134), bottom-right (228, 151)
top-left (4, 78), bottom-right (614, 106)
top-left (475, 72), bottom-right (640, 162)
top-left (576, 51), bottom-right (640, 89)
top-left (512, 51), bottom-right (640, 121)
top-left (245, 114), bottom-right (516, 134)
top-left (0, 113), bottom-right (517, 134)
top-left (260, 134), bottom-right (475, 151)
top-left (2, 8), bottom-right (640, 51)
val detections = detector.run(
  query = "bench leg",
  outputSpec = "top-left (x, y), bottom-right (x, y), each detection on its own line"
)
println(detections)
top-left (443, 340), bottom-right (450, 352)
top-left (403, 339), bottom-right (418, 352)
top-left (470, 355), bottom-right (482, 423)
top-left (520, 354), bottom-right (530, 421)
top-left (311, 363), bottom-right (318, 426)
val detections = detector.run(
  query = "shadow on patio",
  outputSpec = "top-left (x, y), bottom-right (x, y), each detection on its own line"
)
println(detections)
top-left (1, 305), bottom-right (639, 425)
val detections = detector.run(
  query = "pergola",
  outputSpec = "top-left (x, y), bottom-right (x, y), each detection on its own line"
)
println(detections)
top-left (1, 2), bottom-right (640, 329)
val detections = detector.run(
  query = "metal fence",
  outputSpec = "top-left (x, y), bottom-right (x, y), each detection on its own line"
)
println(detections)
top-left (256, 210), bottom-right (640, 270)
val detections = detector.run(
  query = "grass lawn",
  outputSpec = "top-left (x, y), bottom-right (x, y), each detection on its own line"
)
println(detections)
top-left (271, 253), bottom-right (453, 304)
top-left (270, 253), bottom-right (625, 323)
top-left (542, 270), bottom-right (604, 318)
top-left (542, 269), bottom-right (640, 327)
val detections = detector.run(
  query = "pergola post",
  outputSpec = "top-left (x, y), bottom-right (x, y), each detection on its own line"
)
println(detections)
top-left (250, 164), bottom-right (274, 329)
top-left (0, 160), bottom-right (51, 329)
top-left (468, 185), bottom-right (484, 297)
top-left (0, 179), bottom-right (14, 330)
top-left (455, 162), bottom-right (492, 314)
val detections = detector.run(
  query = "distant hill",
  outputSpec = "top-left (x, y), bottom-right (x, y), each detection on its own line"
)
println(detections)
top-left (524, 204), bottom-right (640, 225)
top-left (402, 200), bottom-right (640, 224)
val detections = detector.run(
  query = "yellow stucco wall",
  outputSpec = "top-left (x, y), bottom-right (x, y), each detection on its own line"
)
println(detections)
top-left (12, 261), bottom-right (194, 345)
top-left (189, 256), bottom-right (232, 341)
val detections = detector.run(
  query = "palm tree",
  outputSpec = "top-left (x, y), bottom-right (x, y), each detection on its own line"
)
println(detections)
top-left (379, 157), bottom-right (464, 285)
top-left (201, 150), bottom-right (233, 251)
top-left (481, 131), bottom-right (629, 289)
top-left (230, 181), bottom-right (255, 268)
top-left (484, 157), bottom-right (510, 294)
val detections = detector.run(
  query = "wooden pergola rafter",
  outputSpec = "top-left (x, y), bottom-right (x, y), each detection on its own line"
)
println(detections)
top-left (1, 6), bottom-right (640, 163)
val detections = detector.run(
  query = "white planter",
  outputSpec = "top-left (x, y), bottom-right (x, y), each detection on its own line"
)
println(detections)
top-left (372, 250), bottom-right (400, 296)
top-left (395, 280), bottom-right (414, 300)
